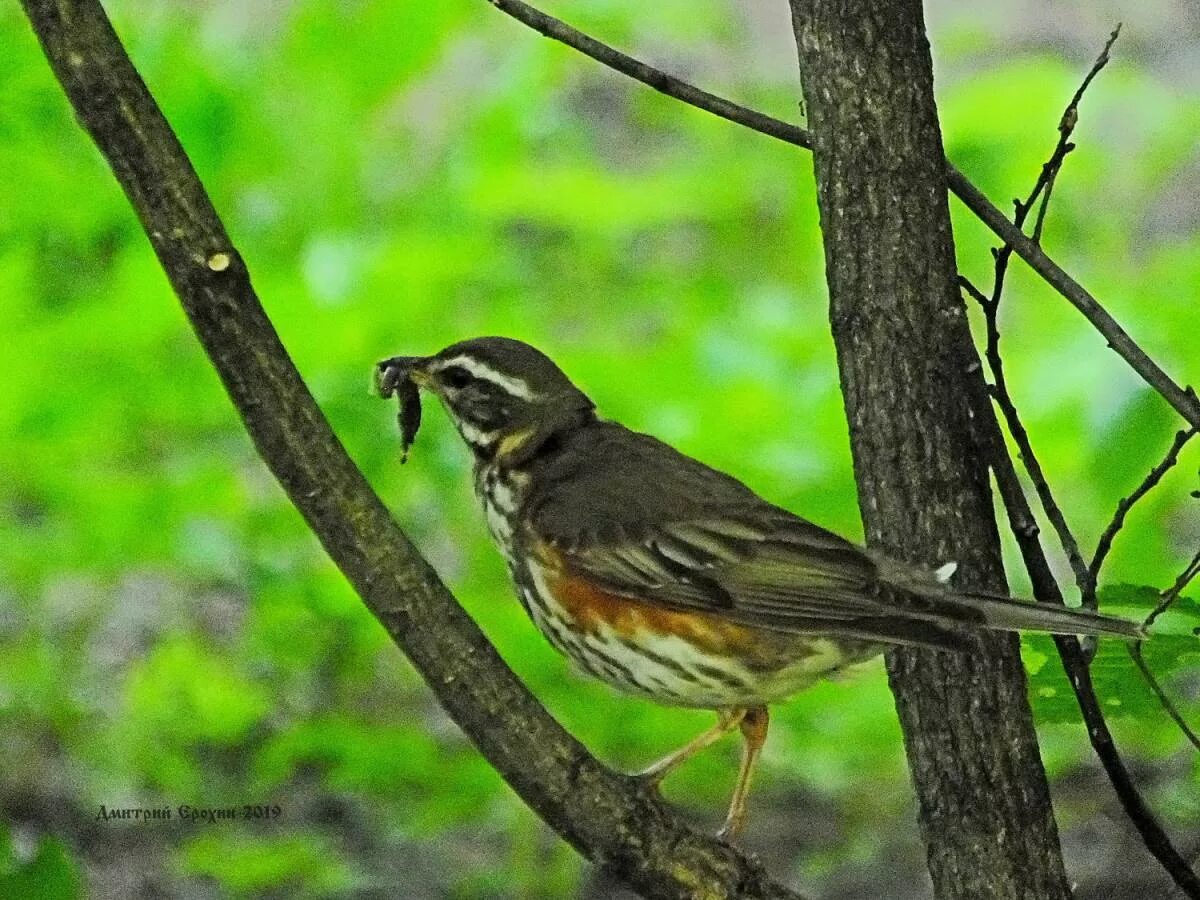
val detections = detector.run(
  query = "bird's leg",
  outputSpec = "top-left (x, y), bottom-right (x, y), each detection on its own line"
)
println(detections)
top-left (717, 705), bottom-right (769, 840)
top-left (637, 708), bottom-right (745, 786)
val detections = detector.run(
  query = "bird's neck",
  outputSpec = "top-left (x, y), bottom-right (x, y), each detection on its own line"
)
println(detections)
top-left (475, 405), bottom-right (595, 472)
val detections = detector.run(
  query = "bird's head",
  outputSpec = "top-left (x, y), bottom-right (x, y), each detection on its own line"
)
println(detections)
top-left (376, 337), bottom-right (595, 466)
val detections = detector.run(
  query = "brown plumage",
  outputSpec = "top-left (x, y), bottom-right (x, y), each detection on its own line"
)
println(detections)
top-left (377, 336), bottom-right (1142, 837)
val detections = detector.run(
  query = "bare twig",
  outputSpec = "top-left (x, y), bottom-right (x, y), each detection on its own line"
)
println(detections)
top-left (1128, 644), bottom-right (1200, 753)
top-left (990, 26), bottom-right (1121, 310)
top-left (17, 2), bottom-right (803, 897)
top-left (1091, 428), bottom-right (1198, 587)
top-left (1147, 549), bottom-right (1200, 630)
top-left (984, 327), bottom-right (1094, 602)
top-left (961, 269), bottom-right (1092, 606)
top-left (1129, 548), bottom-right (1200, 759)
top-left (1086, 423), bottom-right (1199, 752)
top-left (1032, 26), bottom-right (1121, 239)
top-left (485, 0), bottom-right (1200, 431)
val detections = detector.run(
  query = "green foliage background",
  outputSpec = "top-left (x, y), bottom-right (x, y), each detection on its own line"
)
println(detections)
top-left (1, 1), bottom-right (1197, 897)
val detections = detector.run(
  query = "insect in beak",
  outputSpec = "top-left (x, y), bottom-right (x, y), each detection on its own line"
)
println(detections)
top-left (375, 356), bottom-right (428, 463)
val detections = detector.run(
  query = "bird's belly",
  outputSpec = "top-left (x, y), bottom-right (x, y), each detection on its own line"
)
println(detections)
top-left (516, 560), bottom-right (878, 708)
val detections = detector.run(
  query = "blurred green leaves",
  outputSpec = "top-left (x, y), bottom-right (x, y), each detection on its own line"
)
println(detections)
top-left (0, 822), bottom-right (82, 900)
top-left (177, 831), bottom-right (354, 897)
top-left (1, 0), bottom-right (1197, 896)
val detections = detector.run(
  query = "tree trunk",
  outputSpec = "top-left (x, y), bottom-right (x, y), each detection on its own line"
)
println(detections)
top-left (787, 1), bottom-right (1073, 897)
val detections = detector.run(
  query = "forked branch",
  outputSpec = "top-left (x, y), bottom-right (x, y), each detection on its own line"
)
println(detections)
top-left (17, 1), bottom-right (803, 897)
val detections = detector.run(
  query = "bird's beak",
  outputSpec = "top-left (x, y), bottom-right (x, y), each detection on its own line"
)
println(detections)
top-left (375, 355), bottom-right (431, 397)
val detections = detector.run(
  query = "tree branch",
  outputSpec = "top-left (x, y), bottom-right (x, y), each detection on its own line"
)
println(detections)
top-left (16, 2), bottom-right (806, 897)
top-left (1090, 423), bottom-right (1200, 756)
top-left (1148, 549), bottom-right (1200, 631)
top-left (988, 25), bottom-right (1120, 320)
top-left (485, 0), bottom-right (1200, 432)
top-left (964, 269), bottom-right (1093, 604)
top-left (488, 0), bottom-right (811, 152)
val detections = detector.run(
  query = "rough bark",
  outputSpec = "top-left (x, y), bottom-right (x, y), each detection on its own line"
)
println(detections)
top-left (787, 2), bottom-right (1073, 898)
top-left (18, 1), bottom-right (806, 897)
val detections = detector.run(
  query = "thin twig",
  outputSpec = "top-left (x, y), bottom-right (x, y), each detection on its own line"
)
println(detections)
top-left (963, 268), bottom-right (1093, 606)
top-left (1033, 25), bottom-right (1121, 238)
top-left (486, 0), bottom-right (1200, 431)
top-left (1087, 424), bottom-right (1200, 753)
top-left (1148, 549), bottom-right (1200, 630)
top-left (986, 341), bottom-right (1094, 601)
top-left (487, 0), bottom-right (812, 149)
top-left (989, 25), bottom-right (1120, 310)
top-left (1091, 428), bottom-right (1198, 586)
top-left (1128, 644), bottom-right (1200, 753)
top-left (1129, 548), bottom-right (1200, 760)
top-left (17, 2), bottom-right (801, 897)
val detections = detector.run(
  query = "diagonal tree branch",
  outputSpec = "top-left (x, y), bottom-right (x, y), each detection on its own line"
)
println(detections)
top-left (485, 0), bottom-right (1200, 432)
top-left (16, 2), bottom-right (805, 897)
top-left (1091, 427), bottom-right (1198, 588)
top-left (488, 0), bottom-right (811, 152)
top-left (1129, 643), bottom-right (1200, 753)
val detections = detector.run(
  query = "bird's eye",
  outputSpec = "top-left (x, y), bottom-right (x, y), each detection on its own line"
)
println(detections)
top-left (440, 366), bottom-right (473, 390)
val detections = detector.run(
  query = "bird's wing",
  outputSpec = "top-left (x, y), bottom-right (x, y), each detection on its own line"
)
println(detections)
top-left (528, 424), bottom-right (968, 649)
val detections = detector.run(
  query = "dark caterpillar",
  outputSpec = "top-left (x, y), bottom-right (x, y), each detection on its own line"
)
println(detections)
top-left (375, 357), bottom-right (423, 463)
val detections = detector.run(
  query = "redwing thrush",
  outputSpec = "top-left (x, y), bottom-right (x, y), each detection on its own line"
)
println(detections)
top-left (376, 336), bottom-right (1142, 837)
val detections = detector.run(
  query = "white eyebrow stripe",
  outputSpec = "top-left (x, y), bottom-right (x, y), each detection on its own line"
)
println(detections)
top-left (435, 355), bottom-right (540, 400)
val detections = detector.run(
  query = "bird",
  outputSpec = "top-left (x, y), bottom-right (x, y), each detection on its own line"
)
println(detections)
top-left (375, 336), bottom-right (1143, 838)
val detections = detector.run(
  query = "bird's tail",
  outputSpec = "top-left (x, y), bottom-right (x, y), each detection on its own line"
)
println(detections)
top-left (876, 561), bottom-right (1146, 642)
